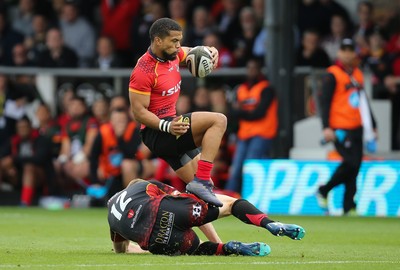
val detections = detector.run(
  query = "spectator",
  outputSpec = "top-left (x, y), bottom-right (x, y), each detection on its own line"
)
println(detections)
top-left (176, 94), bottom-right (192, 116)
top-left (233, 7), bottom-right (260, 67)
top-left (225, 58), bottom-right (278, 193)
top-left (296, 28), bottom-right (331, 67)
top-left (24, 14), bottom-right (48, 63)
top-left (57, 87), bottom-right (74, 127)
top-left (89, 108), bottom-right (142, 198)
top-left (168, 0), bottom-right (188, 32)
top-left (203, 31), bottom-right (235, 68)
top-left (131, 1), bottom-right (166, 64)
top-left (59, 1), bottom-right (96, 67)
top-left (184, 6), bottom-right (215, 47)
top-left (56, 96), bottom-right (98, 189)
top-left (353, 1), bottom-right (375, 58)
top-left (319, 0), bottom-right (353, 36)
top-left (0, 11), bottom-right (24, 66)
top-left (362, 30), bottom-right (393, 98)
top-left (11, 43), bottom-right (34, 67)
top-left (322, 14), bottom-right (350, 62)
top-left (192, 86), bottom-right (211, 112)
top-left (214, 0), bottom-right (242, 51)
top-left (384, 61), bottom-right (400, 150)
top-left (297, 0), bottom-right (327, 37)
top-left (0, 117), bottom-right (54, 206)
top-left (110, 95), bottom-right (129, 112)
top-left (36, 103), bottom-right (62, 159)
top-left (92, 36), bottom-right (123, 69)
top-left (9, 0), bottom-right (35, 37)
top-left (101, 0), bottom-right (140, 66)
top-left (91, 98), bottom-right (110, 125)
top-left (251, 0), bottom-right (267, 60)
top-left (36, 28), bottom-right (78, 67)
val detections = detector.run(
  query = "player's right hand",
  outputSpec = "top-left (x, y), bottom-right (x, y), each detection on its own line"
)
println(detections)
top-left (170, 115), bottom-right (190, 136)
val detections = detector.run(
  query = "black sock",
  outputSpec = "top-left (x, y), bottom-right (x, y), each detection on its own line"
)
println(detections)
top-left (231, 199), bottom-right (274, 228)
top-left (192, 241), bottom-right (225, 255)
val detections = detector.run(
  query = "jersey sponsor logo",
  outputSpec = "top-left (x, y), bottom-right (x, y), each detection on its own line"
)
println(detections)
top-left (130, 205), bottom-right (143, 229)
top-left (192, 202), bottom-right (202, 219)
top-left (161, 81), bottom-right (181, 96)
top-left (155, 210), bottom-right (175, 244)
top-left (127, 209), bottom-right (135, 219)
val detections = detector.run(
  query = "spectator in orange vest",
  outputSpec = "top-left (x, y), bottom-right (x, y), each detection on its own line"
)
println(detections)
top-left (88, 108), bottom-right (141, 198)
top-left (225, 58), bottom-right (278, 193)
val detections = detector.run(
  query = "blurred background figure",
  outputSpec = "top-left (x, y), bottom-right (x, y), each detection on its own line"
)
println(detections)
top-left (59, 0), bottom-right (95, 67)
top-left (322, 14), bottom-right (351, 62)
top-left (24, 14), bottom-right (49, 64)
top-left (101, 0), bottom-right (140, 67)
top-left (0, 11), bottom-right (24, 66)
top-left (192, 86), bottom-right (211, 111)
top-left (92, 36), bottom-right (122, 69)
top-left (91, 98), bottom-right (110, 125)
top-left (353, 1), bottom-right (376, 58)
top-left (296, 28), bottom-right (331, 67)
top-left (184, 6), bottom-right (215, 47)
top-left (203, 31), bottom-right (235, 68)
top-left (9, 0), bottom-right (35, 37)
top-left (56, 96), bottom-right (98, 192)
top-left (89, 108), bottom-right (142, 199)
top-left (225, 58), bottom-right (278, 193)
top-left (11, 43), bottom-right (34, 67)
top-left (36, 28), bottom-right (78, 67)
top-left (0, 117), bottom-right (54, 206)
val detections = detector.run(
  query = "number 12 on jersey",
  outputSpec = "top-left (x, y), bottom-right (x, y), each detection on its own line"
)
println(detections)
top-left (110, 191), bottom-right (132, 221)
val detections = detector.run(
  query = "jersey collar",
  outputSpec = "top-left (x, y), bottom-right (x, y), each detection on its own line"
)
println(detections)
top-left (148, 48), bottom-right (167, 63)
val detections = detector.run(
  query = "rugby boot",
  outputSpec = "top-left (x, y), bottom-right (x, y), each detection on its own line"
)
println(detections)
top-left (186, 176), bottom-right (223, 207)
top-left (224, 241), bottom-right (271, 256)
top-left (266, 222), bottom-right (306, 240)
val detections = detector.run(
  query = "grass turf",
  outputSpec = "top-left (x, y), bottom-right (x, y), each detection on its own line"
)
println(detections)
top-left (0, 207), bottom-right (399, 270)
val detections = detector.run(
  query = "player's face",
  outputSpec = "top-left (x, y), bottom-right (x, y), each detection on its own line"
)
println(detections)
top-left (160, 30), bottom-right (183, 60)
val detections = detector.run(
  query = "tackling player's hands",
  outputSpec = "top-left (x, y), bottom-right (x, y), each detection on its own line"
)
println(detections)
top-left (206, 46), bottom-right (219, 69)
top-left (170, 115), bottom-right (190, 136)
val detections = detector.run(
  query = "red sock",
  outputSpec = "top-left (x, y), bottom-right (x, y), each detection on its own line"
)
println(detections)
top-left (21, 186), bottom-right (34, 206)
top-left (216, 243), bottom-right (225, 255)
top-left (196, 160), bottom-right (213, 181)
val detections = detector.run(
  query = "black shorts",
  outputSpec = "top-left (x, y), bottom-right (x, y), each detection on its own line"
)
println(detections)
top-left (148, 194), bottom-right (219, 255)
top-left (141, 113), bottom-right (201, 170)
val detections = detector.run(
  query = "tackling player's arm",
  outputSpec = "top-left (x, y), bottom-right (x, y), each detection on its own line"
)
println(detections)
top-left (110, 230), bottom-right (130, 253)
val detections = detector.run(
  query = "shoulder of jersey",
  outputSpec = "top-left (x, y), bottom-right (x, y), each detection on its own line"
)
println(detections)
top-left (134, 54), bottom-right (157, 74)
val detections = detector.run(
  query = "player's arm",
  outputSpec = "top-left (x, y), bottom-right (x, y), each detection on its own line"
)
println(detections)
top-left (129, 92), bottom-right (161, 130)
top-left (199, 223), bottom-right (222, 243)
top-left (110, 230), bottom-right (129, 253)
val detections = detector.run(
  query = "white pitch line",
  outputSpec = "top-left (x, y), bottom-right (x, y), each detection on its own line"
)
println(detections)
top-left (0, 260), bottom-right (399, 268)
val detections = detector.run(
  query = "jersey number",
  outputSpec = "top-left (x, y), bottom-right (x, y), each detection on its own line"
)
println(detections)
top-left (110, 191), bottom-right (132, 221)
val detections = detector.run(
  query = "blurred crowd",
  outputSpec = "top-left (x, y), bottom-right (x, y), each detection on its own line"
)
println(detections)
top-left (1, 0), bottom-right (400, 205)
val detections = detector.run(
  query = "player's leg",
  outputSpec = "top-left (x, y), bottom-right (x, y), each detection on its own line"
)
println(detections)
top-left (186, 112), bottom-right (227, 206)
top-left (191, 240), bottom-right (271, 256)
top-left (216, 194), bottom-right (306, 240)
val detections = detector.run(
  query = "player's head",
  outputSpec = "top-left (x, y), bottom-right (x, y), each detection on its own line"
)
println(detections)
top-left (337, 38), bottom-right (356, 67)
top-left (149, 18), bottom-right (183, 61)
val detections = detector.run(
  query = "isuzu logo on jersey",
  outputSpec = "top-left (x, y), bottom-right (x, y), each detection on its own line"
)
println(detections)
top-left (161, 81), bottom-right (181, 96)
top-left (155, 210), bottom-right (175, 244)
top-left (192, 203), bottom-right (202, 219)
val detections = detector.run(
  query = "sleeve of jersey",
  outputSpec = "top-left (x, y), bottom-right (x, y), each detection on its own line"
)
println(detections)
top-left (177, 48), bottom-right (187, 63)
top-left (129, 65), bottom-right (154, 96)
top-left (148, 180), bottom-right (178, 195)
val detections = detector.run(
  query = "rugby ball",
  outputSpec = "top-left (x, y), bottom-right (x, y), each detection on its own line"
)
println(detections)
top-left (186, 46), bottom-right (213, 78)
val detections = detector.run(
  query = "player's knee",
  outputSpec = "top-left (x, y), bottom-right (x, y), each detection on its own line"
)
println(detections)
top-left (214, 113), bottom-right (227, 131)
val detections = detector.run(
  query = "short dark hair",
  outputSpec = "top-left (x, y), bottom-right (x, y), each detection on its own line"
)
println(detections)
top-left (149, 18), bottom-right (182, 41)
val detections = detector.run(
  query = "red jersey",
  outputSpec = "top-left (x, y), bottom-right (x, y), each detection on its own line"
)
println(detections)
top-left (129, 48), bottom-right (187, 126)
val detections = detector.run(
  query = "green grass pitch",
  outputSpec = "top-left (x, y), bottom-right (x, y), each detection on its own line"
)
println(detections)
top-left (0, 207), bottom-right (399, 270)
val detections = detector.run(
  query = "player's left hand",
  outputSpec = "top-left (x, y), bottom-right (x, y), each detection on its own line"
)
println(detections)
top-left (206, 46), bottom-right (219, 69)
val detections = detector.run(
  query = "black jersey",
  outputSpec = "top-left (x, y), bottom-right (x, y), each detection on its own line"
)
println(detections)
top-left (107, 180), bottom-right (172, 249)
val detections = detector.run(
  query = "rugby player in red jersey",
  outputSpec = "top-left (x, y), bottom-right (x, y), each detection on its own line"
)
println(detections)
top-left (108, 179), bottom-right (305, 256)
top-left (129, 18), bottom-right (225, 208)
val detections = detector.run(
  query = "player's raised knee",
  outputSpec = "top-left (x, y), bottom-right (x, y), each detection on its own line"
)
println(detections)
top-left (214, 113), bottom-right (227, 131)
